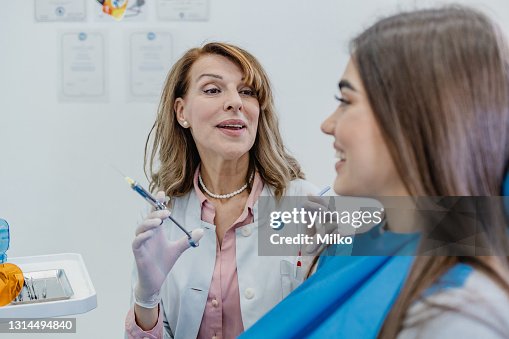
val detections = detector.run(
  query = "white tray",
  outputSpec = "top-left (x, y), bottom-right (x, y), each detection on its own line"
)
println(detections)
top-left (0, 253), bottom-right (97, 318)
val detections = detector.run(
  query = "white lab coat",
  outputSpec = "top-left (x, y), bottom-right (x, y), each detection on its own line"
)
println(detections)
top-left (129, 179), bottom-right (317, 339)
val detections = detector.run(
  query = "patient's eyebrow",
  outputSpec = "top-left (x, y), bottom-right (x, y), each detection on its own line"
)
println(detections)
top-left (338, 80), bottom-right (357, 92)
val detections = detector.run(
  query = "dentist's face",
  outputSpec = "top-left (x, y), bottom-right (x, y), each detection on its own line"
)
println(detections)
top-left (321, 59), bottom-right (407, 196)
top-left (174, 54), bottom-right (260, 161)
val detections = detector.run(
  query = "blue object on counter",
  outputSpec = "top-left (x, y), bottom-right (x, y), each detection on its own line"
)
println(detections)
top-left (0, 219), bottom-right (9, 263)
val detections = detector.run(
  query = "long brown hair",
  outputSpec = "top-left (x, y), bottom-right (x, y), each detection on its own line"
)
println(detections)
top-left (348, 6), bottom-right (509, 337)
top-left (144, 42), bottom-right (304, 199)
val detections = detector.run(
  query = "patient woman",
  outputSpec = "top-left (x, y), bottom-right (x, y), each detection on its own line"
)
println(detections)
top-left (124, 42), bottom-right (316, 338)
top-left (241, 5), bottom-right (509, 338)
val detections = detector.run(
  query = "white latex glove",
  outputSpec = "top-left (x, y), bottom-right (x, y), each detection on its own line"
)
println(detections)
top-left (132, 191), bottom-right (204, 308)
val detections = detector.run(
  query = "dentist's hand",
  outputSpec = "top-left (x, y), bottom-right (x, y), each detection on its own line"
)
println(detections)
top-left (132, 191), bottom-right (204, 309)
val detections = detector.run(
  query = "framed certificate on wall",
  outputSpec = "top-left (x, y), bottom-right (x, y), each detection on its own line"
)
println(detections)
top-left (35, 0), bottom-right (86, 22)
top-left (60, 32), bottom-right (108, 101)
top-left (128, 31), bottom-right (173, 100)
top-left (157, 0), bottom-right (209, 21)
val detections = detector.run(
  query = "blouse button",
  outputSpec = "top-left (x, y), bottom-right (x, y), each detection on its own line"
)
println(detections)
top-left (244, 288), bottom-right (255, 300)
top-left (241, 226), bottom-right (252, 237)
top-left (211, 299), bottom-right (219, 307)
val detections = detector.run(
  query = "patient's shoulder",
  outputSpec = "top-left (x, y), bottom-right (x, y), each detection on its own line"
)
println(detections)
top-left (398, 269), bottom-right (509, 339)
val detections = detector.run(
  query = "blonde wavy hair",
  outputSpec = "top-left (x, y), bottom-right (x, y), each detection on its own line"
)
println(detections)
top-left (144, 42), bottom-right (304, 199)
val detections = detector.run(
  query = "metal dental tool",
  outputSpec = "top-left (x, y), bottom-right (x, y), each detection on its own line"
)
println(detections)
top-left (124, 176), bottom-right (198, 248)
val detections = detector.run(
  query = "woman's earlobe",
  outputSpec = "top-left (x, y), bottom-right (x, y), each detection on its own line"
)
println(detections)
top-left (174, 98), bottom-right (185, 121)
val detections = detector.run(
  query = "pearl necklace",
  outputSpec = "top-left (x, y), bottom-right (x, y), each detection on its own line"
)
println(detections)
top-left (198, 172), bottom-right (254, 199)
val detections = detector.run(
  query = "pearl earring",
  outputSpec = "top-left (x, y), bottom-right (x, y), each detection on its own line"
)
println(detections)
top-left (182, 120), bottom-right (189, 128)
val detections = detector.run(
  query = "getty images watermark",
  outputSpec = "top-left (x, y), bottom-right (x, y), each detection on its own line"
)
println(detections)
top-left (268, 206), bottom-right (384, 246)
top-left (257, 196), bottom-right (386, 256)
top-left (260, 195), bottom-right (509, 257)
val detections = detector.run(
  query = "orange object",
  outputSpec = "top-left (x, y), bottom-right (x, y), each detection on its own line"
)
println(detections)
top-left (0, 263), bottom-right (24, 306)
top-left (102, 0), bottom-right (128, 21)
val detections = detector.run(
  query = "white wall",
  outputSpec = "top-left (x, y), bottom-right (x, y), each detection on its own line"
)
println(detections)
top-left (1, 0), bottom-right (509, 337)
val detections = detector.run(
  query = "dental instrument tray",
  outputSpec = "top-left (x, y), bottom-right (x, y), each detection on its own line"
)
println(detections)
top-left (11, 269), bottom-right (74, 305)
top-left (0, 253), bottom-right (97, 318)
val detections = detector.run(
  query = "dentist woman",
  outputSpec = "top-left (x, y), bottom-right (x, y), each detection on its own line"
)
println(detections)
top-left (124, 42), bottom-right (316, 339)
